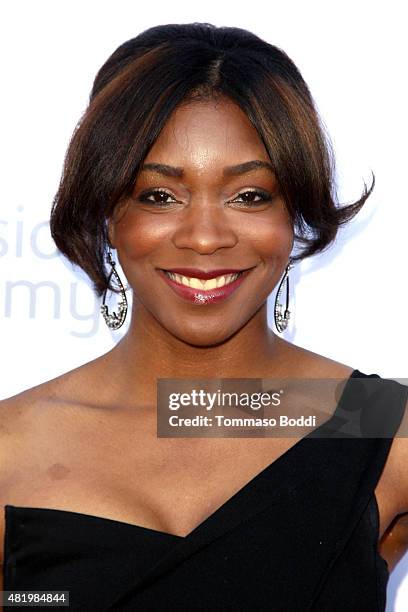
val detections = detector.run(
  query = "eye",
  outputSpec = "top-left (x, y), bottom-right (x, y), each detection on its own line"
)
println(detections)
top-left (229, 189), bottom-right (274, 207)
top-left (137, 189), bottom-right (178, 207)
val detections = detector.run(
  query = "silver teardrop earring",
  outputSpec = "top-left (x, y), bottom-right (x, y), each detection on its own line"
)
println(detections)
top-left (100, 249), bottom-right (128, 330)
top-left (274, 259), bottom-right (294, 333)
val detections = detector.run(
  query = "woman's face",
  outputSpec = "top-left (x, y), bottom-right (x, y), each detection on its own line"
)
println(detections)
top-left (108, 96), bottom-right (294, 346)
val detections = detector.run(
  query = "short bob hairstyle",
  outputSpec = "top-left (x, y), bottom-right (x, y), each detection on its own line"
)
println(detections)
top-left (50, 22), bottom-right (374, 297)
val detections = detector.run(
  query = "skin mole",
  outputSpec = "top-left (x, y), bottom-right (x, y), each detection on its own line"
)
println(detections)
top-left (46, 463), bottom-right (71, 481)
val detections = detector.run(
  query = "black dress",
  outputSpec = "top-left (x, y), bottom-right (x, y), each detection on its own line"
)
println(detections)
top-left (4, 369), bottom-right (408, 611)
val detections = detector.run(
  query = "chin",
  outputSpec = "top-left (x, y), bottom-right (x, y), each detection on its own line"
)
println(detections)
top-left (166, 320), bottom-right (240, 349)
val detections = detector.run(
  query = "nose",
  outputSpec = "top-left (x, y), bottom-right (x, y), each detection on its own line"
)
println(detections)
top-left (171, 200), bottom-right (238, 254)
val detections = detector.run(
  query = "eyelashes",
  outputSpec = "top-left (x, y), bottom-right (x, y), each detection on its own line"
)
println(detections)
top-left (136, 188), bottom-right (275, 208)
top-left (231, 190), bottom-right (273, 205)
top-left (137, 189), bottom-right (177, 207)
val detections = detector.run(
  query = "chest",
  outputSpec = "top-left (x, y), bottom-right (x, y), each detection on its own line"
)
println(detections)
top-left (1, 408), bottom-right (403, 543)
top-left (3, 425), bottom-right (301, 537)
top-left (2, 466), bottom-right (394, 612)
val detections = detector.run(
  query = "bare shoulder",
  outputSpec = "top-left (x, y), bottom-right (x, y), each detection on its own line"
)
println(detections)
top-left (1, 371), bottom-right (71, 420)
top-left (380, 393), bottom-right (408, 515)
top-left (0, 379), bottom-right (57, 444)
top-left (0, 349), bottom-right (113, 415)
top-left (280, 339), bottom-right (408, 536)
top-left (376, 393), bottom-right (408, 568)
top-left (0, 353), bottom-right (122, 518)
top-left (275, 337), bottom-right (356, 379)
top-left (292, 343), bottom-right (408, 516)
top-left (0, 355), bottom-right (109, 457)
top-left (0, 375), bottom-right (68, 467)
top-left (0, 357), bottom-right (113, 576)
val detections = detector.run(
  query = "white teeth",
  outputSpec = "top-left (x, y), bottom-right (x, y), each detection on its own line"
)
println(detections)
top-left (164, 271), bottom-right (241, 290)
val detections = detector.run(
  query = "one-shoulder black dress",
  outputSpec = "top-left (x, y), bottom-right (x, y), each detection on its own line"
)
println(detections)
top-left (3, 369), bottom-right (408, 611)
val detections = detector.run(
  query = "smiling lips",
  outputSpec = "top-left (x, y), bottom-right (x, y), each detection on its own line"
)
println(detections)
top-left (158, 267), bottom-right (254, 305)
top-left (162, 267), bottom-right (249, 280)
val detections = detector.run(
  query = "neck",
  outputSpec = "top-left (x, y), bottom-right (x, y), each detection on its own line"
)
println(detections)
top-left (103, 300), bottom-right (288, 407)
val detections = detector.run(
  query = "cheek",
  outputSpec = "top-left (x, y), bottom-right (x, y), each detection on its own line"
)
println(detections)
top-left (114, 212), bottom-right (171, 260)
top-left (113, 206), bottom-right (294, 264)
top-left (244, 213), bottom-right (294, 260)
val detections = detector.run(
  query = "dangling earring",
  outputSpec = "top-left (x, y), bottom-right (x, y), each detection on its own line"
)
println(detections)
top-left (274, 259), bottom-right (294, 333)
top-left (100, 249), bottom-right (128, 330)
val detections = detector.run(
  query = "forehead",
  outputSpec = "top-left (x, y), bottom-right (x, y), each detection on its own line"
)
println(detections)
top-left (144, 97), bottom-right (269, 167)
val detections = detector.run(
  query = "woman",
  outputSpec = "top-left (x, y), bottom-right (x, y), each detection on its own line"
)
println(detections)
top-left (0, 22), bottom-right (407, 611)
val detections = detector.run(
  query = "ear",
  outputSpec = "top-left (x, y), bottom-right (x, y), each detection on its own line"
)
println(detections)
top-left (107, 218), bottom-right (116, 249)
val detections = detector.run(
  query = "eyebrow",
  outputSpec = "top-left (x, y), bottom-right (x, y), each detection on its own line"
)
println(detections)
top-left (140, 160), bottom-right (274, 178)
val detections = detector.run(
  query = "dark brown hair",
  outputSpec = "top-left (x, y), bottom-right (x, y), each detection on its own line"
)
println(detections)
top-left (50, 22), bottom-right (374, 297)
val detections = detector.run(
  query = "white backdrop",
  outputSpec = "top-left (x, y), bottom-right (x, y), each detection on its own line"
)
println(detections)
top-left (1, 1), bottom-right (407, 608)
